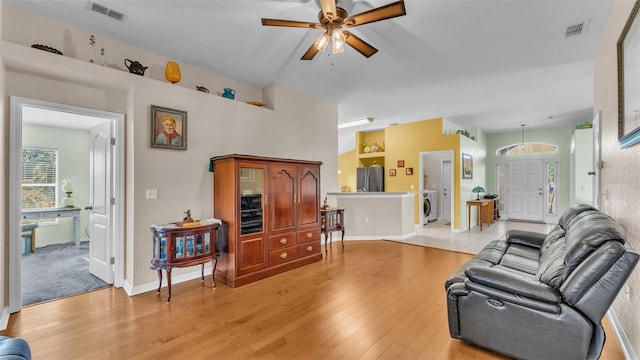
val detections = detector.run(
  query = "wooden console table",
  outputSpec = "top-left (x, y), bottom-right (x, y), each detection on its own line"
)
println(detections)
top-left (467, 200), bottom-right (492, 231)
top-left (150, 220), bottom-right (220, 303)
top-left (321, 207), bottom-right (345, 252)
top-left (22, 207), bottom-right (81, 248)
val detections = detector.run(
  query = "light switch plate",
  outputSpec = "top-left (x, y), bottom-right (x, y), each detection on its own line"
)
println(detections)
top-left (146, 189), bottom-right (158, 200)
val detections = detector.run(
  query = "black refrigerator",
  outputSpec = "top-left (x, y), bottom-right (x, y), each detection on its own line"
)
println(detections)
top-left (357, 167), bottom-right (384, 192)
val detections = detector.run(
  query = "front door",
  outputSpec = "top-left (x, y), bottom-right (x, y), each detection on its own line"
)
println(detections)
top-left (508, 160), bottom-right (544, 221)
top-left (592, 112), bottom-right (602, 209)
top-left (89, 122), bottom-right (113, 284)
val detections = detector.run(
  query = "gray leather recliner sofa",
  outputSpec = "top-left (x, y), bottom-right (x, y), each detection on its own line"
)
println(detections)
top-left (445, 204), bottom-right (639, 360)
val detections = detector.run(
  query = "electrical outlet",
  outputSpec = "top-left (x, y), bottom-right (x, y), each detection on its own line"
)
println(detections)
top-left (364, 216), bottom-right (369, 223)
top-left (146, 189), bottom-right (158, 200)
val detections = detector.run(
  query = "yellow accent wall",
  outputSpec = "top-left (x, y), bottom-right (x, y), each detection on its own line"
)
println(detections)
top-left (339, 118), bottom-right (486, 230)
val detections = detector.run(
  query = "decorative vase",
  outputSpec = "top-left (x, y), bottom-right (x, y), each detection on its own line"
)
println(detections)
top-left (165, 61), bottom-right (181, 84)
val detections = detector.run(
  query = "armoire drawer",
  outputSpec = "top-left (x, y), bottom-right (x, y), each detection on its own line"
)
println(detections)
top-left (296, 228), bottom-right (321, 244)
top-left (268, 233), bottom-right (296, 251)
top-left (297, 241), bottom-right (321, 258)
top-left (268, 247), bottom-right (297, 266)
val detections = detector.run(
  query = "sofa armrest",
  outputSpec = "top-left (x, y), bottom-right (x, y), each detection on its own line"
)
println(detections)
top-left (506, 229), bottom-right (546, 249)
top-left (465, 266), bottom-right (560, 304)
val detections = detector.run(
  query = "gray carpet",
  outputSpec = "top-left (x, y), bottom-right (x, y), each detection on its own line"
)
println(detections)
top-left (21, 241), bottom-right (110, 306)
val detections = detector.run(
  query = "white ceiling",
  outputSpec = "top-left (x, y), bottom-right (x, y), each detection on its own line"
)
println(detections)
top-left (6, 0), bottom-right (612, 153)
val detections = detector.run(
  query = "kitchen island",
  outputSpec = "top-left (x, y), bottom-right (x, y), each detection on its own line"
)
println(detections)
top-left (327, 192), bottom-right (415, 240)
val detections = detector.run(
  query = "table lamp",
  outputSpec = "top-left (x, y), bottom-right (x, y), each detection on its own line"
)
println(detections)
top-left (472, 185), bottom-right (485, 200)
top-left (61, 179), bottom-right (76, 207)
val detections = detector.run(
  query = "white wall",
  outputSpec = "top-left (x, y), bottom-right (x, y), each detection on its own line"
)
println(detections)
top-left (1, 4), bottom-right (339, 296)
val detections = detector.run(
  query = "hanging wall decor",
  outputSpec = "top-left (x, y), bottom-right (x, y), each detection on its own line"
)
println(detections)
top-left (617, 0), bottom-right (640, 148)
top-left (462, 153), bottom-right (473, 179)
top-left (151, 105), bottom-right (187, 150)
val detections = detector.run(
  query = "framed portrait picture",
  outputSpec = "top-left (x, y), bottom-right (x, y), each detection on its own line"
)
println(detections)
top-left (462, 153), bottom-right (473, 179)
top-left (618, 0), bottom-right (640, 148)
top-left (389, 169), bottom-right (396, 176)
top-left (151, 105), bottom-right (187, 150)
top-left (406, 167), bottom-right (413, 175)
top-left (397, 160), bottom-right (405, 168)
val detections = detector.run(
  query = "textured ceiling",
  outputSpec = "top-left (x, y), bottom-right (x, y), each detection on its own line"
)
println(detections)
top-left (5, 0), bottom-right (612, 153)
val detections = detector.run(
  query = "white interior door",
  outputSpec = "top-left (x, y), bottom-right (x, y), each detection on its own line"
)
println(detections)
top-left (441, 160), bottom-right (452, 222)
top-left (592, 112), bottom-right (602, 209)
top-left (508, 160), bottom-right (544, 221)
top-left (89, 122), bottom-right (113, 284)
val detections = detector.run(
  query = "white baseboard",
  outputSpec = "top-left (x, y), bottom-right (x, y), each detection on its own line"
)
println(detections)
top-left (608, 309), bottom-right (638, 360)
top-left (341, 233), bottom-right (417, 241)
top-left (127, 266), bottom-right (214, 297)
top-left (0, 307), bottom-right (10, 331)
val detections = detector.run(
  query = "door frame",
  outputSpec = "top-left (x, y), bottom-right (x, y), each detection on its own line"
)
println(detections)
top-left (8, 97), bottom-right (125, 313)
top-left (418, 150), bottom-right (453, 229)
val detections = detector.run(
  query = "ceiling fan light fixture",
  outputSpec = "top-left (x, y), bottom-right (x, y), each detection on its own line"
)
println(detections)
top-left (332, 29), bottom-right (345, 54)
top-left (314, 32), bottom-right (330, 52)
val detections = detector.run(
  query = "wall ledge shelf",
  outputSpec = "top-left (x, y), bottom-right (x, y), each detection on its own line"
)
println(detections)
top-left (358, 152), bottom-right (386, 158)
top-left (1, 41), bottom-right (275, 111)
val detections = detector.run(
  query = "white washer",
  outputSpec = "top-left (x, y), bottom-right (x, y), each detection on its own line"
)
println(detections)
top-left (424, 190), bottom-right (438, 222)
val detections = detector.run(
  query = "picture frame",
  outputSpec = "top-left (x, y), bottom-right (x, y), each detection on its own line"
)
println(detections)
top-left (389, 169), bottom-right (396, 177)
top-left (406, 167), bottom-right (413, 175)
top-left (151, 105), bottom-right (187, 150)
top-left (462, 153), bottom-right (473, 179)
top-left (397, 160), bottom-right (405, 168)
top-left (617, 0), bottom-right (640, 148)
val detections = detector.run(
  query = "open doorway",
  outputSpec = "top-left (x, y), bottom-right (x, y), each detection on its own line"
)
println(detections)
top-left (9, 97), bottom-right (125, 312)
top-left (419, 150), bottom-right (454, 232)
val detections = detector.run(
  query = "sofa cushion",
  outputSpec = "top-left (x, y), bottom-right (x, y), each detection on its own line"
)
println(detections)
top-left (536, 233), bottom-right (566, 288)
top-left (499, 244), bottom-right (540, 275)
top-left (444, 240), bottom-right (508, 289)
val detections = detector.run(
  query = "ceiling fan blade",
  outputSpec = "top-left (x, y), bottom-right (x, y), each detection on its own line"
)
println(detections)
top-left (301, 43), bottom-right (320, 60)
top-left (344, 1), bottom-right (406, 27)
top-left (343, 31), bottom-right (378, 58)
top-left (320, 0), bottom-right (338, 21)
top-left (261, 18), bottom-right (322, 29)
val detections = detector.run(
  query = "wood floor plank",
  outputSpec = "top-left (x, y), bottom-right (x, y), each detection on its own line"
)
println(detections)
top-left (0, 240), bottom-right (625, 360)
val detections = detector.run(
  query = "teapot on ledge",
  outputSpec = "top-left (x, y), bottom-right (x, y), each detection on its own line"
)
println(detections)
top-left (124, 59), bottom-right (148, 76)
top-left (222, 88), bottom-right (235, 100)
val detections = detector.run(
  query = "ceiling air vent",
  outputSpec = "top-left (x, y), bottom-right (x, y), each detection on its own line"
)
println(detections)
top-left (564, 20), bottom-right (589, 38)
top-left (88, 1), bottom-right (126, 22)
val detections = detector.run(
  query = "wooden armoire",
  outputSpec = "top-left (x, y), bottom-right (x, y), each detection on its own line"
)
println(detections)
top-left (210, 154), bottom-right (323, 287)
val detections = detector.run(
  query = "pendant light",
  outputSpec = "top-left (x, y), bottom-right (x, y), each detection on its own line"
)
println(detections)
top-left (520, 124), bottom-right (526, 152)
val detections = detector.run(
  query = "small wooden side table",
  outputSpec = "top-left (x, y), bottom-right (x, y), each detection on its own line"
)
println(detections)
top-left (321, 207), bottom-right (345, 253)
top-left (467, 200), bottom-right (491, 231)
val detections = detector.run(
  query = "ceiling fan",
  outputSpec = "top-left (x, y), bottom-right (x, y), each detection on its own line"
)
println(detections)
top-left (261, 0), bottom-right (406, 60)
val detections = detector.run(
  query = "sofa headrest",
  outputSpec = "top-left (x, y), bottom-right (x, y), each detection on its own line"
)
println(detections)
top-left (558, 204), bottom-right (598, 230)
top-left (562, 210), bottom-right (625, 279)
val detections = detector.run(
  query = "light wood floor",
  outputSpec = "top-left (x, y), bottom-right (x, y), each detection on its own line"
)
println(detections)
top-left (1, 240), bottom-right (625, 359)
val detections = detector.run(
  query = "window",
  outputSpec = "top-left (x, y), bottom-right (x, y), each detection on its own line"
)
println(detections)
top-left (22, 147), bottom-right (58, 209)
top-left (546, 162), bottom-right (558, 216)
top-left (495, 162), bottom-right (507, 212)
top-left (496, 143), bottom-right (558, 156)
